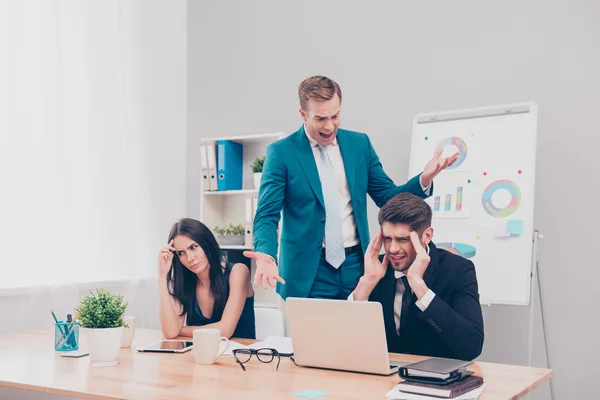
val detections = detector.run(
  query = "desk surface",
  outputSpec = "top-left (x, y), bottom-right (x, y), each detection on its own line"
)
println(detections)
top-left (0, 329), bottom-right (552, 400)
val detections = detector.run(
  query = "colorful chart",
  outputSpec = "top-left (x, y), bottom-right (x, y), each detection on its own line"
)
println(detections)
top-left (434, 196), bottom-right (440, 212)
top-left (437, 242), bottom-right (477, 259)
top-left (444, 194), bottom-right (451, 211)
top-left (482, 180), bottom-right (522, 218)
top-left (456, 186), bottom-right (463, 211)
top-left (433, 186), bottom-right (465, 214)
top-left (435, 137), bottom-right (467, 170)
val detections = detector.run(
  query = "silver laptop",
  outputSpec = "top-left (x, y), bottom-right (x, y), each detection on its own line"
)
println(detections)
top-left (286, 297), bottom-right (406, 375)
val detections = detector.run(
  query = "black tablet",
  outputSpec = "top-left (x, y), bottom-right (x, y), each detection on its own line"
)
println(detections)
top-left (137, 340), bottom-right (194, 353)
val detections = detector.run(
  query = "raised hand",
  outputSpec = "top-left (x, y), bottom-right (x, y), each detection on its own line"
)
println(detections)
top-left (243, 251), bottom-right (285, 290)
top-left (420, 149), bottom-right (460, 187)
top-left (363, 230), bottom-right (388, 282)
top-left (406, 231), bottom-right (431, 284)
top-left (158, 239), bottom-right (176, 278)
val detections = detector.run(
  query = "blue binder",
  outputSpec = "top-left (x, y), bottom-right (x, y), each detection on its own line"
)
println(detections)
top-left (217, 140), bottom-right (243, 191)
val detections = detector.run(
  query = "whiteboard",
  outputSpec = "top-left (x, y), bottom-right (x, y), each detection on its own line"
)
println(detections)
top-left (408, 103), bottom-right (538, 305)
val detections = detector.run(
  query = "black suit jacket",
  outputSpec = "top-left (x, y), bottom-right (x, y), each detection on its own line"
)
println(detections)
top-left (368, 242), bottom-right (484, 360)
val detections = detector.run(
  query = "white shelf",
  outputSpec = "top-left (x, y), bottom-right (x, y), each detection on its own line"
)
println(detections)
top-left (220, 245), bottom-right (254, 250)
top-left (201, 132), bottom-right (285, 145)
top-left (204, 189), bottom-right (258, 196)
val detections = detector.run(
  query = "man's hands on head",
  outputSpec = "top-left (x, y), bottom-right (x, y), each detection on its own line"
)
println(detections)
top-left (364, 229), bottom-right (388, 282)
top-left (406, 232), bottom-right (431, 300)
top-left (352, 230), bottom-right (388, 300)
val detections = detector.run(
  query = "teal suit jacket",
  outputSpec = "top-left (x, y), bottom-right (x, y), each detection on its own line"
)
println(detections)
top-left (253, 126), bottom-right (430, 299)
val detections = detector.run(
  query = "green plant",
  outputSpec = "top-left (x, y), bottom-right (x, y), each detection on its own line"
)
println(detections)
top-left (250, 156), bottom-right (265, 173)
top-left (74, 289), bottom-right (128, 329)
top-left (213, 223), bottom-right (245, 236)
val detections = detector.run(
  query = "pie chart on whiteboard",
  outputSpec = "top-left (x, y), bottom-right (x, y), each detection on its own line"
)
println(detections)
top-left (437, 242), bottom-right (477, 259)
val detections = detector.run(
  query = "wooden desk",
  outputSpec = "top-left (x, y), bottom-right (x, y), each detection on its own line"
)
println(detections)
top-left (0, 329), bottom-right (552, 400)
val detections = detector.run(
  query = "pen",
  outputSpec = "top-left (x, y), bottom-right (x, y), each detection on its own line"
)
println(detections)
top-left (66, 314), bottom-right (75, 347)
top-left (59, 324), bottom-right (77, 349)
top-left (50, 309), bottom-right (65, 335)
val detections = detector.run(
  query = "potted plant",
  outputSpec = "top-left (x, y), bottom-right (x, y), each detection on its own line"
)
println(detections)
top-left (250, 156), bottom-right (265, 190)
top-left (214, 223), bottom-right (245, 246)
top-left (74, 288), bottom-right (128, 362)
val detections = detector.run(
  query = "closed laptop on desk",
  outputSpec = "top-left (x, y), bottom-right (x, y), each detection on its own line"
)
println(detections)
top-left (286, 297), bottom-right (403, 375)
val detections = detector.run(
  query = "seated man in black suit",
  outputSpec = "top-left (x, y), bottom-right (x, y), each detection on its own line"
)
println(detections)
top-left (351, 193), bottom-right (484, 360)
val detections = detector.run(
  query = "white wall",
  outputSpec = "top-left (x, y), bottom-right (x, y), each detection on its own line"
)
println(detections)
top-left (188, 1), bottom-right (600, 399)
top-left (139, 0), bottom-right (188, 232)
top-left (0, 1), bottom-right (187, 398)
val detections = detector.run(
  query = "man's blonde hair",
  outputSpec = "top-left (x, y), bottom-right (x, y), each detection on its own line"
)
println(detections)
top-left (298, 76), bottom-right (342, 111)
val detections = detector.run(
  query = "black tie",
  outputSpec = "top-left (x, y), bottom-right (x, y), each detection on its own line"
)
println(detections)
top-left (399, 276), bottom-right (413, 337)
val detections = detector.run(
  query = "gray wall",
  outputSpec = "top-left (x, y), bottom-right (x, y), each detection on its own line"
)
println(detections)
top-left (188, 2), bottom-right (600, 399)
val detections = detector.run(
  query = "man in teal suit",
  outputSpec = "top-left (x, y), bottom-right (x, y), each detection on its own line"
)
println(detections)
top-left (244, 76), bottom-right (457, 300)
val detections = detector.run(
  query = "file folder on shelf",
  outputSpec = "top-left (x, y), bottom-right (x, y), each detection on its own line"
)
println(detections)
top-left (200, 144), bottom-right (211, 191)
top-left (217, 140), bottom-right (243, 191)
top-left (252, 194), bottom-right (258, 220)
top-left (205, 141), bottom-right (218, 191)
top-left (244, 195), bottom-right (253, 247)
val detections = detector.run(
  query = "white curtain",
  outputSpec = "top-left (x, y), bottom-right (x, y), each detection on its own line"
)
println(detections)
top-left (0, 0), bottom-right (187, 332)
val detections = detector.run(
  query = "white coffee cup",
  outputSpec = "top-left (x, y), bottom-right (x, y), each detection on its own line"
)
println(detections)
top-left (193, 329), bottom-right (229, 365)
top-left (120, 316), bottom-right (136, 348)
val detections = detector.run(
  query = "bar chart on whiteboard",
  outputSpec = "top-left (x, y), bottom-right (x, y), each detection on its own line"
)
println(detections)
top-left (425, 171), bottom-right (473, 219)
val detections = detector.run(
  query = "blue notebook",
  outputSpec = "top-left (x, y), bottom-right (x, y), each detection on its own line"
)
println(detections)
top-left (217, 140), bottom-right (243, 191)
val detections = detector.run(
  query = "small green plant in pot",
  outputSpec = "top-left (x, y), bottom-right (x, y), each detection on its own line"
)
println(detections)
top-left (251, 156), bottom-right (265, 189)
top-left (214, 223), bottom-right (245, 246)
top-left (74, 289), bottom-right (128, 362)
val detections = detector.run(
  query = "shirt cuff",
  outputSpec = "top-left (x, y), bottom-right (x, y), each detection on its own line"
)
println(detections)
top-left (416, 289), bottom-right (436, 311)
top-left (421, 182), bottom-right (432, 196)
top-left (347, 291), bottom-right (367, 301)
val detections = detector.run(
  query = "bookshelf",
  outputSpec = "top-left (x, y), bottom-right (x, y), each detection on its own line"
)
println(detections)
top-left (200, 132), bottom-right (286, 310)
top-left (204, 189), bottom-right (258, 196)
top-left (220, 245), bottom-right (254, 251)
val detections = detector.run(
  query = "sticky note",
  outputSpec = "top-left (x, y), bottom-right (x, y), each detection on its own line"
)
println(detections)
top-left (506, 220), bottom-right (524, 236)
top-left (91, 361), bottom-right (119, 368)
top-left (293, 389), bottom-right (329, 399)
top-left (60, 351), bottom-right (89, 358)
top-left (494, 221), bottom-right (510, 238)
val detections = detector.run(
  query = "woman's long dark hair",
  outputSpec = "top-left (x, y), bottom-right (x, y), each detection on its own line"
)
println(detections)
top-left (166, 218), bottom-right (229, 326)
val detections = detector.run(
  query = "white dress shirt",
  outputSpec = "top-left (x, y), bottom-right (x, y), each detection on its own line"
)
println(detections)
top-left (304, 127), bottom-right (432, 249)
top-left (393, 245), bottom-right (435, 333)
top-left (305, 129), bottom-right (359, 247)
top-left (348, 245), bottom-right (436, 334)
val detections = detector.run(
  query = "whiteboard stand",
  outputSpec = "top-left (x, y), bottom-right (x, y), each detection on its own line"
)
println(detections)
top-left (527, 230), bottom-right (554, 400)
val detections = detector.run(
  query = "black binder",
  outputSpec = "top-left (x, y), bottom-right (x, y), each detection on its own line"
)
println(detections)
top-left (399, 358), bottom-right (474, 385)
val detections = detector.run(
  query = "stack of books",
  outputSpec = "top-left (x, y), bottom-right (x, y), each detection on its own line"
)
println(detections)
top-left (386, 358), bottom-right (486, 399)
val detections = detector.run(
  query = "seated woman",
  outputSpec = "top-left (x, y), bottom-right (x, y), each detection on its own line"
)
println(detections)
top-left (158, 218), bottom-right (256, 339)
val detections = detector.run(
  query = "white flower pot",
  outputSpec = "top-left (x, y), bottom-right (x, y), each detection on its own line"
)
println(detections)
top-left (253, 172), bottom-right (262, 190)
top-left (83, 327), bottom-right (123, 362)
top-left (120, 316), bottom-right (136, 348)
top-left (217, 234), bottom-right (245, 246)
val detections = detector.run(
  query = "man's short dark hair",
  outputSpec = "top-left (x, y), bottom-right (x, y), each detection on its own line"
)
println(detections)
top-left (378, 193), bottom-right (432, 234)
